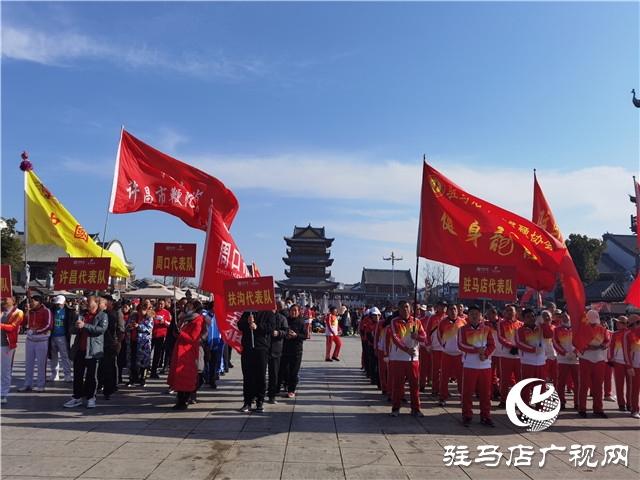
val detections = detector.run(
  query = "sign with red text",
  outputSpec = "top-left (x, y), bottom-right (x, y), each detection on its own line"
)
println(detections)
top-left (55, 257), bottom-right (111, 290)
top-left (1, 265), bottom-right (12, 297)
top-left (153, 243), bottom-right (197, 277)
top-left (459, 263), bottom-right (517, 301)
top-left (223, 276), bottom-right (276, 312)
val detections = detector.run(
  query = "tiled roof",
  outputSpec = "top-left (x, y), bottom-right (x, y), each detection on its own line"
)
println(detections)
top-left (584, 279), bottom-right (627, 302)
top-left (362, 268), bottom-right (414, 287)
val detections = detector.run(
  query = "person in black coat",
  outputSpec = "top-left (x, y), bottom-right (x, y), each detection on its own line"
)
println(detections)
top-left (267, 308), bottom-right (289, 403)
top-left (279, 304), bottom-right (308, 398)
top-left (237, 309), bottom-right (276, 412)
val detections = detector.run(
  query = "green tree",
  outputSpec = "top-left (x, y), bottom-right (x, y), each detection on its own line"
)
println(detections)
top-left (565, 233), bottom-right (607, 285)
top-left (1, 218), bottom-right (25, 284)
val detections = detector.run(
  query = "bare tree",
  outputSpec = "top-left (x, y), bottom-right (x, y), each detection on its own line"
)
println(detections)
top-left (421, 261), bottom-right (454, 303)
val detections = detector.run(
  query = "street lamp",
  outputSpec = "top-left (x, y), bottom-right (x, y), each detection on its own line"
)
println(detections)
top-left (383, 251), bottom-right (403, 302)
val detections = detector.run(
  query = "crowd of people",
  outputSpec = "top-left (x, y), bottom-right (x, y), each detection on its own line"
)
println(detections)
top-left (2, 292), bottom-right (639, 426)
top-left (0, 293), bottom-right (236, 410)
top-left (355, 299), bottom-right (640, 425)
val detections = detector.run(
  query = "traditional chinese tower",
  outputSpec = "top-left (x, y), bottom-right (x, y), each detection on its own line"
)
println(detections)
top-left (276, 224), bottom-right (339, 298)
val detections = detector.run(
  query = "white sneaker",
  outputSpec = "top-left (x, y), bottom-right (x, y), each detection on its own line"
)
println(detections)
top-left (1, 396), bottom-right (7, 404)
top-left (86, 397), bottom-right (96, 408)
top-left (47, 375), bottom-right (59, 382)
top-left (63, 397), bottom-right (83, 408)
top-left (631, 412), bottom-right (640, 419)
top-left (604, 396), bottom-right (616, 402)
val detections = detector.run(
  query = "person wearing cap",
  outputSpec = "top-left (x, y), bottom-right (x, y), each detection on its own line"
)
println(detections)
top-left (496, 304), bottom-right (523, 408)
top-left (1, 295), bottom-right (24, 403)
top-left (325, 306), bottom-right (342, 362)
top-left (608, 316), bottom-right (631, 412)
top-left (359, 309), bottom-right (372, 374)
top-left (436, 304), bottom-right (466, 407)
top-left (515, 308), bottom-right (554, 408)
top-left (622, 314), bottom-right (640, 419)
top-left (577, 309), bottom-right (611, 418)
top-left (424, 301), bottom-right (447, 397)
top-left (553, 311), bottom-right (580, 410)
top-left (47, 294), bottom-right (75, 383)
top-left (18, 295), bottom-right (53, 393)
top-left (363, 307), bottom-right (380, 387)
top-left (457, 305), bottom-right (496, 427)
top-left (373, 307), bottom-right (391, 397)
top-left (388, 300), bottom-right (426, 417)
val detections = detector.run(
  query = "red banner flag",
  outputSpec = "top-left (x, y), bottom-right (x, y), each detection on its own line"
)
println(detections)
top-left (109, 130), bottom-right (239, 230)
top-left (635, 179), bottom-right (640, 252)
top-left (533, 172), bottom-right (592, 353)
top-left (199, 207), bottom-right (250, 353)
top-left (624, 270), bottom-right (640, 309)
top-left (418, 162), bottom-right (566, 292)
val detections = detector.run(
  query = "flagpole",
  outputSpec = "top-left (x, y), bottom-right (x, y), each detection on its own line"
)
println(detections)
top-left (414, 154), bottom-right (425, 308)
top-left (21, 151), bottom-right (30, 291)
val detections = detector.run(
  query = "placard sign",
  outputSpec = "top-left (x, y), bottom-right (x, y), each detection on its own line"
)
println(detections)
top-left (153, 243), bottom-right (197, 277)
top-left (458, 263), bottom-right (517, 301)
top-left (223, 276), bottom-right (276, 311)
top-left (55, 257), bottom-right (111, 290)
top-left (1, 264), bottom-right (12, 297)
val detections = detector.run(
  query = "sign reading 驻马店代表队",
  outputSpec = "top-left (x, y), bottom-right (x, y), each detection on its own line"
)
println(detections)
top-left (152, 243), bottom-right (197, 277)
top-left (458, 263), bottom-right (517, 301)
top-left (223, 276), bottom-right (276, 312)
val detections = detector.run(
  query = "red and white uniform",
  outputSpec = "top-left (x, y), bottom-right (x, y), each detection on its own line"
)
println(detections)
top-left (515, 322), bottom-right (553, 406)
top-left (388, 316), bottom-right (426, 411)
top-left (22, 305), bottom-right (53, 390)
top-left (578, 324), bottom-right (610, 414)
top-left (497, 318), bottom-right (523, 403)
top-left (425, 313), bottom-right (444, 395)
top-left (608, 329), bottom-right (631, 409)
top-left (1, 306), bottom-right (24, 398)
top-left (622, 326), bottom-right (640, 415)
top-left (437, 316), bottom-right (466, 401)
top-left (457, 321), bottom-right (496, 421)
top-left (553, 324), bottom-right (579, 407)
top-left (418, 313), bottom-right (431, 390)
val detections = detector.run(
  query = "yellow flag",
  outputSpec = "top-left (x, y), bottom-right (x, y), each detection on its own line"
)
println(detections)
top-left (26, 170), bottom-right (130, 278)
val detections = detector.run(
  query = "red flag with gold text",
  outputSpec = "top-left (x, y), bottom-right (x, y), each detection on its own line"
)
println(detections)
top-left (199, 208), bottom-right (250, 353)
top-left (533, 172), bottom-right (592, 353)
top-left (109, 130), bottom-right (239, 230)
top-left (418, 162), bottom-right (566, 292)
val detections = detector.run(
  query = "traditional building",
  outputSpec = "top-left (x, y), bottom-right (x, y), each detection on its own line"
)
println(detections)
top-left (276, 225), bottom-right (339, 299)
top-left (360, 268), bottom-right (414, 305)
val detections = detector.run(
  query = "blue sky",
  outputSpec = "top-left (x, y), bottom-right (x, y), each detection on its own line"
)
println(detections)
top-left (1, 1), bottom-right (639, 287)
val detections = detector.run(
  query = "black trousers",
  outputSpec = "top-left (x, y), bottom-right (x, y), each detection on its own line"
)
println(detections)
top-left (99, 352), bottom-right (117, 396)
top-left (72, 353), bottom-right (98, 400)
top-left (241, 348), bottom-right (268, 405)
top-left (267, 354), bottom-right (282, 398)
top-left (150, 337), bottom-right (165, 374)
top-left (280, 351), bottom-right (303, 393)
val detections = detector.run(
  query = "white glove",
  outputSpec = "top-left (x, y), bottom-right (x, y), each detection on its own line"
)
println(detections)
top-left (535, 316), bottom-right (544, 326)
top-left (383, 357), bottom-right (389, 363)
top-left (535, 346), bottom-right (543, 355)
top-left (26, 329), bottom-right (34, 336)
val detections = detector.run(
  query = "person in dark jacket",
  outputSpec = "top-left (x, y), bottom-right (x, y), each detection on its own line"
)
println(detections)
top-left (63, 295), bottom-right (108, 409)
top-left (267, 309), bottom-right (289, 403)
top-left (238, 309), bottom-right (275, 412)
top-left (98, 296), bottom-right (119, 400)
top-left (279, 304), bottom-right (308, 398)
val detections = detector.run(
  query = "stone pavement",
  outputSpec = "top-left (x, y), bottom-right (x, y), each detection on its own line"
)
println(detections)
top-left (1, 333), bottom-right (638, 479)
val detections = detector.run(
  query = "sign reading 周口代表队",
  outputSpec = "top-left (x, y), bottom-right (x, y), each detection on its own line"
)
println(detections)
top-left (223, 276), bottom-right (276, 312)
top-left (458, 264), bottom-right (517, 301)
top-left (152, 243), bottom-right (196, 277)
top-left (55, 257), bottom-right (111, 290)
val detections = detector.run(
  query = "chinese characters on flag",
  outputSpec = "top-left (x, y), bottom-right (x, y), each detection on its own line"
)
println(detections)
top-left (1, 265), bottom-right (12, 298)
top-left (199, 208), bottom-right (251, 353)
top-left (152, 243), bottom-right (196, 277)
top-left (109, 130), bottom-right (239, 231)
top-left (418, 162), bottom-right (566, 293)
top-left (55, 258), bottom-right (111, 290)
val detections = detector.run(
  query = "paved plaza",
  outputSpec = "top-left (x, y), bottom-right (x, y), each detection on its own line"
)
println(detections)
top-left (1, 333), bottom-right (639, 479)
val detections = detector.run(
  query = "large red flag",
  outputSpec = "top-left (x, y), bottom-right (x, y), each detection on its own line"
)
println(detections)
top-left (199, 207), bottom-right (250, 353)
top-left (533, 172), bottom-right (592, 353)
top-left (635, 179), bottom-right (640, 252)
top-left (625, 271), bottom-right (640, 309)
top-left (418, 162), bottom-right (566, 292)
top-left (109, 129), bottom-right (239, 230)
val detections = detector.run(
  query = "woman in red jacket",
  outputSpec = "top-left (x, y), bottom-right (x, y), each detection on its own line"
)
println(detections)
top-left (167, 299), bottom-right (203, 410)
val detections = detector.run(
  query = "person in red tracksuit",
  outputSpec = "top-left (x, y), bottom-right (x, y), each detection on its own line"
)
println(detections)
top-left (485, 307), bottom-right (501, 400)
top-left (425, 301), bottom-right (446, 397)
top-left (622, 314), bottom-right (640, 419)
top-left (437, 304), bottom-right (466, 406)
top-left (608, 316), bottom-right (631, 412)
top-left (496, 304), bottom-right (523, 408)
top-left (417, 305), bottom-right (431, 392)
top-left (515, 308), bottom-right (553, 407)
top-left (578, 309), bottom-right (610, 418)
top-left (457, 305), bottom-right (496, 427)
top-left (553, 312), bottom-right (580, 410)
top-left (373, 308), bottom-right (390, 396)
top-left (388, 300), bottom-right (426, 417)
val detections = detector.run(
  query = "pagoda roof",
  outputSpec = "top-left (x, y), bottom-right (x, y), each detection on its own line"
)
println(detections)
top-left (284, 224), bottom-right (334, 244)
top-left (283, 256), bottom-right (333, 266)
